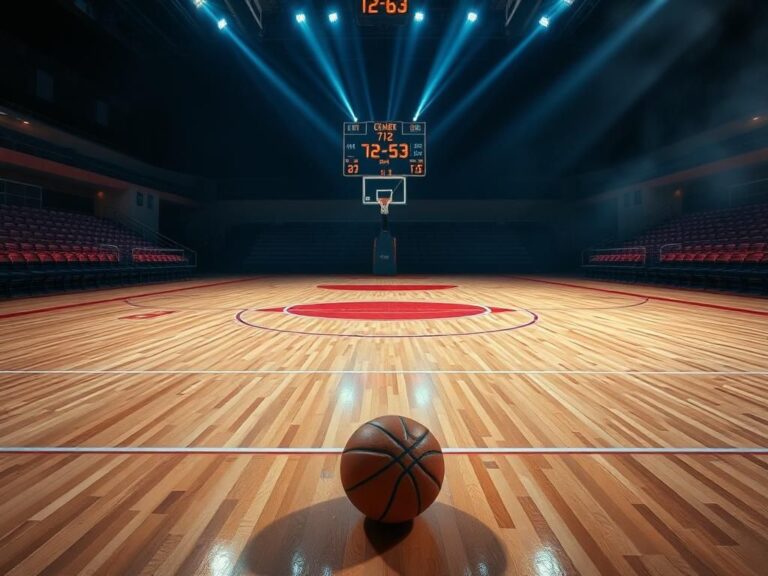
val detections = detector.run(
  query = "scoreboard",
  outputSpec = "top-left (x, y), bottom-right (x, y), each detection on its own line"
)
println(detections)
top-left (343, 121), bottom-right (426, 177)
top-left (358, 0), bottom-right (410, 25)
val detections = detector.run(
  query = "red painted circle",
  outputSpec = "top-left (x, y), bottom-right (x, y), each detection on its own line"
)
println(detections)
top-left (285, 301), bottom-right (488, 320)
top-left (318, 284), bottom-right (457, 291)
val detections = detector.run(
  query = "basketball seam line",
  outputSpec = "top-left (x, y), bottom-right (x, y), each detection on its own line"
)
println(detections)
top-left (408, 471), bottom-right (421, 516)
top-left (345, 425), bottom-right (429, 497)
top-left (399, 417), bottom-right (409, 439)
top-left (343, 448), bottom-right (400, 457)
top-left (368, 424), bottom-right (429, 475)
top-left (343, 430), bottom-right (429, 493)
top-left (400, 417), bottom-right (423, 514)
top-left (368, 422), bottom-right (442, 488)
top-left (343, 449), bottom-right (411, 492)
top-left (399, 416), bottom-right (417, 441)
top-left (377, 451), bottom-right (442, 522)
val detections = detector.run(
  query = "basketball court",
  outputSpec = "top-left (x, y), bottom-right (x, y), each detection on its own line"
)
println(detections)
top-left (2, 0), bottom-right (768, 574)
top-left (0, 276), bottom-right (766, 574)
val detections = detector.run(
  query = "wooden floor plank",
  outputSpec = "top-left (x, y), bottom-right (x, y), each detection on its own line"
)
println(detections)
top-left (0, 454), bottom-right (763, 575)
top-left (0, 373), bottom-right (765, 450)
top-left (0, 276), bottom-right (765, 574)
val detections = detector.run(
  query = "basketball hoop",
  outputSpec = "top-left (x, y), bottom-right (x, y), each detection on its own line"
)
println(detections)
top-left (378, 196), bottom-right (391, 215)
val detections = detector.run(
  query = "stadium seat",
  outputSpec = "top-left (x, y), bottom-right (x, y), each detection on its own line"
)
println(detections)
top-left (583, 202), bottom-right (768, 289)
top-left (0, 204), bottom-right (193, 294)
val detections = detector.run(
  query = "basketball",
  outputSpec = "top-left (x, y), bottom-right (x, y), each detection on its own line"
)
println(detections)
top-left (340, 415), bottom-right (444, 524)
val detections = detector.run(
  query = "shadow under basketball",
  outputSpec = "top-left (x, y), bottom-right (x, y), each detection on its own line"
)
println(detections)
top-left (242, 497), bottom-right (507, 575)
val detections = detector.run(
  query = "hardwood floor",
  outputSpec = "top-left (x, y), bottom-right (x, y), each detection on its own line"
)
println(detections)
top-left (0, 276), bottom-right (766, 575)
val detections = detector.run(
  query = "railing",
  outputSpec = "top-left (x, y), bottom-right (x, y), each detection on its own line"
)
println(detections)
top-left (98, 244), bottom-right (121, 262)
top-left (658, 243), bottom-right (682, 263)
top-left (658, 239), bottom-right (766, 264)
top-left (131, 247), bottom-right (193, 267)
top-left (113, 212), bottom-right (197, 268)
top-left (581, 246), bottom-right (647, 268)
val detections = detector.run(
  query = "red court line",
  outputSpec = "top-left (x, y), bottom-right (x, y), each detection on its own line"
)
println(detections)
top-left (284, 301), bottom-right (488, 320)
top-left (518, 277), bottom-right (768, 317)
top-left (317, 284), bottom-right (457, 291)
top-left (0, 278), bottom-right (251, 320)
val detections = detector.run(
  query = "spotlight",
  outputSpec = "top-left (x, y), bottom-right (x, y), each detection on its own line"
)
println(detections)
top-left (753, 116), bottom-right (762, 122)
top-left (217, 18), bottom-right (228, 30)
top-left (328, 12), bottom-right (339, 23)
top-left (193, 0), bottom-right (205, 7)
top-left (538, 16), bottom-right (550, 28)
top-left (295, 12), bottom-right (306, 23)
top-left (563, 0), bottom-right (574, 5)
top-left (467, 11), bottom-right (478, 23)
top-left (414, 11), bottom-right (425, 22)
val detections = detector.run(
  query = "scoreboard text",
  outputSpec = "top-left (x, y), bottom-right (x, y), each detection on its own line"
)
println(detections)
top-left (343, 121), bottom-right (426, 177)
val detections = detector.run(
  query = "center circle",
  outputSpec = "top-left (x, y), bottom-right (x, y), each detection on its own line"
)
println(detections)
top-left (284, 301), bottom-right (489, 321)
top-left (317, 284), bottom-right (457, 291)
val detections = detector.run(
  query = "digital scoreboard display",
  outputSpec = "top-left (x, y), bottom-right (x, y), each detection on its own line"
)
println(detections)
top-left (361, 0), bottom-right (409, 15)
top-left (343, 121), bottom-right (426, 177)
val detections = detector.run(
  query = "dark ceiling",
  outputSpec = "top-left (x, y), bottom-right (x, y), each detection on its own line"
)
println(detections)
top-left (1, 0), bottom-right (766, 198)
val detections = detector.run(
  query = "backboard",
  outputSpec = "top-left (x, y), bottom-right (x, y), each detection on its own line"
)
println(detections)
top-left (362, 176), bottom-right (407, 207)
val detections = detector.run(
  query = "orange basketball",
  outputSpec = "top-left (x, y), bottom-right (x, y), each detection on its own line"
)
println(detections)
top-left (340, 415), bottom-right (444, 523)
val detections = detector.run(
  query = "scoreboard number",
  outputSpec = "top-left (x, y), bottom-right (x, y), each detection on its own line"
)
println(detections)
top-left (343, 121), bottom-right (426, 177)
top-left (361, 0), bottom-right (409, 15)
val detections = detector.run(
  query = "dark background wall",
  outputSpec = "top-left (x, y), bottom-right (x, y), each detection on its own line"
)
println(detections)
top-left (1, 0), bottom-right (767, 274)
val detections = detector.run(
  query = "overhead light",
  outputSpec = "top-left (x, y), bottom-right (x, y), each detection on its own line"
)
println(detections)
top-left (414, 11), bottom-right (425, 22)
top-left (328, 12), bottom-right (338, 23)
top-left (22, 120), bottom-right (30, 125)
top-left (563, 0), bottom-right (574, 5)
top-left (467, 11), bottom-right (478, 23)
top-left (753, 116), bottom-right (762, 121)
top-left (193, 0), bottom-right (205, 7)
top-left (295, 12), bottom-right (306, 23)
top-left (217, 18), bottom-right (228, 30)
top-left (539, 16), bottom-right (550, 28)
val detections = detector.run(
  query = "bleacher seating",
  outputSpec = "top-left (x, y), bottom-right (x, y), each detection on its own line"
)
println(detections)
top-left (132, 249), bottom-right (188, 265)
top-left (0, 204), bottom-right (193, 295)
top-left (583, 203), bottom-right (768, 289)
top-left (586, 253), bottom-right (645, 265)
top-left (630, 203), bottom-right (768, 248)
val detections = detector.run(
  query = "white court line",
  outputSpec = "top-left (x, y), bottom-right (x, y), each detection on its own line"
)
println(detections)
top-left (0, 446), bottom-right (765, 455)
top-left (1, 369), bottom-right (767, 376)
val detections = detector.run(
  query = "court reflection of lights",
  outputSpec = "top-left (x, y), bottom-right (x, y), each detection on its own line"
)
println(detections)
top-left (339, 374), bottom-right (358, 406)
top-left (339, 385), bottom-right (356, 405)
top-left (208, 545), bottom-right (234, 576)
top-left (413, 381), bottom-right (432, 407)
top-left (291, 550), bottom-right (306, 575)
top-left (465, 562), bottom-right (490, 576)
top-left (534, 548), bottom-right (564, 576)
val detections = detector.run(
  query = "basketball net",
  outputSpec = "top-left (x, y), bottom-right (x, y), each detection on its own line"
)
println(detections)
top-left (378, 197), bottom-right (391, 215)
